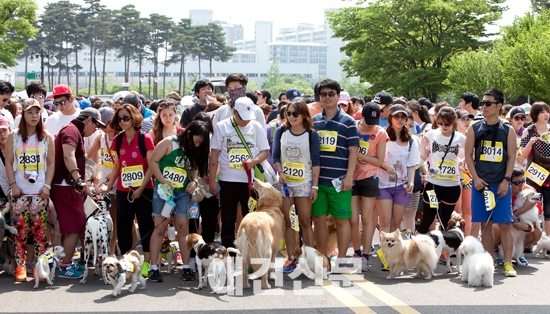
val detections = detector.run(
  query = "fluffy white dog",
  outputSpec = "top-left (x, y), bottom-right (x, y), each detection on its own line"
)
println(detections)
top-left (532, 233), bottom-right (550, 258)
top-left (458, 236), bottom-right (493, 287)
top-left (34, 246), bottom-right (65, 289)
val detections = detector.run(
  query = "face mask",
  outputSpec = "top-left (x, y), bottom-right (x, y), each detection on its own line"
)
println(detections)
top-left (229, 87), bottom-right (247, 107)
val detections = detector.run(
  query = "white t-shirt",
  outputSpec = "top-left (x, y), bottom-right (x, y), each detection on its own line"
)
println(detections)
top-left (212, 105), bottom-right (266, 130)
top-left (14, 110), bottom-right (49, 129)
top-left (14, 133), bottom-right (47, 195)
top-left (1, 108), bottom-right (14, 129)
top-left (379, 139), bottom-right (421, 189)
top-left (424, 130), bottom-right (466, 187)
top-left (211, 117), bottom-right (269, 183)
top-left (44, 110), bottom-right (80, 138)
top-left (278, 129), bottom-right (313, 186)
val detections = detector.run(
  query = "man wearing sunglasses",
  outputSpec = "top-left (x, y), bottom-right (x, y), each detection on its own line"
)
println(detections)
top-left (45, 84), bottom-right (80, 138)
top-left (0, 80), bottom-right (15, 129)
top-left (373, 91), bottom-right (393, 127)
top-left (465, 88), bottom-right (518, 277)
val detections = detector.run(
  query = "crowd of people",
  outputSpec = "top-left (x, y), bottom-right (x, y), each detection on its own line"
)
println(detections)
top-left (0, 74), bottom-right (545, 286)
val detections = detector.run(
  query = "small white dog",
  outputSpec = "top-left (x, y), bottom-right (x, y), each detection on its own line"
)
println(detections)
top-left (458, 236), bottom-right (493, 287)
top-left (295, 245), bottom-right (329, 280)
top-left (102, 250), bottom-right (146, 297)
top-left (34, 246), bottom-right (66, 289)
top-left (509, 189), bottom-right (541, 265)
top-left (532, 233), bottom-right (550, 258)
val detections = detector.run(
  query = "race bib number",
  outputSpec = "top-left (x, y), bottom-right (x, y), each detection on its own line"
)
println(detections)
top-left (283, 161), bottom-right (306, 182)
top-left (229, 148), bottom-right (249, 169)
top-left (318, 130), bottom-right (337, 152)
top-left (435, 160), bottom-right (457, 181)
top-left (289, 204), bottom-right (300, 232)
top-left (121, 165), bottom-right (144, 188)
top-left (484, 189), bottom-right (496, 211)
top-left (17, 148), bottom-right (43, 171)
top-left (525, 162), bottom-right (550, 186)
top-left (102, 148), bottom-right (115, 168)
top-left (479, 141), bottom-right (503, 162)
top-left (247, 196), bottom-right (257, 212)
top-left (162, 167), bottom-right (187, 188)
top-left (358, 139), bottom-right (370, 161)
top-left (426, 190), bottom-right (438, 208)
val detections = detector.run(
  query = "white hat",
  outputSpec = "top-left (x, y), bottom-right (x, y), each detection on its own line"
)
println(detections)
top-left (428, 107), bottom-right (435, 115)
top-left (234, 97), bottom-right (255, 121)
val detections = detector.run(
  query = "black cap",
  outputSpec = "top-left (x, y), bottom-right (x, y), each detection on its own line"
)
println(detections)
top-left (122, 93), bottom-right (139, 107)
top-left (362, 102), bottom-right (380, 125)
top-left (373, 92), bottom-right (393, 108)
top-left (417, 97), bottom-right (433, 110)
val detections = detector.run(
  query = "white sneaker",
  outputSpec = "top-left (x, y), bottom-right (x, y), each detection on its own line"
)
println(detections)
top-left (189, 257), bottom-right (197, 273)
top-left (361, 256), bottom-right (370, 272)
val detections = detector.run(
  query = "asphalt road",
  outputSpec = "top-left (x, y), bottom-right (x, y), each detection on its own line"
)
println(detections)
top-left (1, 247), bottom-right (549, 314)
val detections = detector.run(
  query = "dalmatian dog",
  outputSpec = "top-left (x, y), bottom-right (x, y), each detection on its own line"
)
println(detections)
top-left (80, 194), bottom-right (113, 284)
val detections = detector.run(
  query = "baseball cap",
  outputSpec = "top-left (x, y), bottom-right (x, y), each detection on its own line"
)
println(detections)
top-left (98, 106), bottom-right (115, 126)
top-left (52, 84), bottom-right (72, 97)
top-left (43, 101), bottom-right (55, 112)
top-left (417, 97), bottom-right (433, 110)
top-left (122, 93), bottom-right (139, 107)
top-left (373, 92), bottom-right (393, 109)
top-left (285, 88), bottom-right (302, 101)
top-left (456, 109), bottom-right (474, 119)
top-left (78, 107), bottom-right (106, 127)
top-left (388, 104), bottom-right (409, 117)
top-left (509, 106), bottom-right (526, 118)
top-left (428, 107), bottom-right (435, 115)
top-left (22, 99), bottom-right (41, 111)
top-left (521, 103), bottom-right (531, 114)
top-left (234, 97), bottom-right (255, 121)
top-left (79, 99), bottom-right (91, 109)
top-left (0, 116), bottom-right (10, 129)
top-left (338, 91), bottom-right (351, 105)
top-left (362, 102), bottom-right (380, 125)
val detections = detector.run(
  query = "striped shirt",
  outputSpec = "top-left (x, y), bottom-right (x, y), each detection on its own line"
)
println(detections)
top-left (313, 108), bottom-right (359, 186)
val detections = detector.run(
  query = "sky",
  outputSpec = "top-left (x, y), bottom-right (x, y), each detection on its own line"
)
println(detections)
top-left (33, 0), bottom-right (532, 40)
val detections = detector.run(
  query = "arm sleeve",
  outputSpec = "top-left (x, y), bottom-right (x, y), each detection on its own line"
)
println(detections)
top-left (346, 121), bottom-right (360, 147)
top-left (407, 139), bottom-right (421, 167)
top-left (254, 123), bottom-right (270, 152)
top-left (272, 127), bottom-right (283, 164)
top-left (210, 123), bottom-right (223, 151)
top-left (62, 127), bottom-right (79, 148)
top-left (520, 128), bottom-right (531, 149)
top-left (143, 133), bottom-right (155, 151)
top-left (310, 131), bottom-right (321, 167)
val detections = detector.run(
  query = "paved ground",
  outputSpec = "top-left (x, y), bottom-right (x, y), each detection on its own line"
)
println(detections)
top-left (1, 246), bottom-right (549, 314)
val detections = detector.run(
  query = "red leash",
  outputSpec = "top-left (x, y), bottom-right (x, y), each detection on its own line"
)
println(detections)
top-left (243, 162), bottom-right (253, 198)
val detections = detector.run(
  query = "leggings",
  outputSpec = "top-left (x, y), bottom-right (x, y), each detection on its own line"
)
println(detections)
top-left (417, 182), bottom-right (461, 233)
top-left (116, 189), bottom-right (154, 254)
top-left (199, 196), bottom-right (220, 243)
top-left (219, 181), bottom-right (249, 249)
top-left (12, 196), bottom-right (48, 266)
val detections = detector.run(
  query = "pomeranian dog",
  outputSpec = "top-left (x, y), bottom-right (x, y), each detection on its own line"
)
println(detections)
top-left (532, 233), bottom-right (550, 258)
top-left (379, 229), bottom-right (438, 280)
top-left (509, 189), bottom-right (541, 265)
top-left (458, 236), bottom-right (493, 287)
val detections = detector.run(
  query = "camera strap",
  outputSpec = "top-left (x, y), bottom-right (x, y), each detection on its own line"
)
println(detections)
top-left (438, 131), bottom-right (455, 170)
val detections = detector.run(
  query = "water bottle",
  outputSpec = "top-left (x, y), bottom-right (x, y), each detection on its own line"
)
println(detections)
top-left (161, 198), bottom-right (175, 218)
top-left (167, 225), bottom-right (176, 241)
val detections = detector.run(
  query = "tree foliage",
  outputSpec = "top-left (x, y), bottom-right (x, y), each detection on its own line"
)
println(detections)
top-left (328, 0), bottom-right (505, 102)
top-left (0, 0), bottom-right (38, 68)
top-left (532, 0), bottom-right (550, 13)
top-left (261, 60), bottom-right (314, 96)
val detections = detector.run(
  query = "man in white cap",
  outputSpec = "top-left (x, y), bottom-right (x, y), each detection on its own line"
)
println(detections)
top-left (209, 97), bottom-right (269, 250)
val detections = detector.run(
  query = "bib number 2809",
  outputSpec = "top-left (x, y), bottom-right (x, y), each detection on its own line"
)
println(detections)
top-left (121, 165), bottom-right (144, 188)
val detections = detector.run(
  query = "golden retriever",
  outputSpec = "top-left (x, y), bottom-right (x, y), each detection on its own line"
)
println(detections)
top-left (235, 179), bottom-right (284, 289)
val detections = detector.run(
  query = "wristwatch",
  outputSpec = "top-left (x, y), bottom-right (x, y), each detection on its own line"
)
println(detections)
top-left (44, 184), bottom-right (51, 190)
top-left (504, 176), bottom-right (511, 182)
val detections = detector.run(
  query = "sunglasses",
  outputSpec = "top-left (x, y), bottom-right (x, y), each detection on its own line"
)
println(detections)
top-left (319, 92), bottom-right (337, 98)
top-left (480, 101), bottom-right (499, 107)
top-left (53, 99), bottom-right (68, 106)
top-left (513, 116), bottom-right (526, 121)
top-left (158, 102), bottom-right (175, 109)
top-left (437, 122), bottom-right (452, 127)
top-left (511, 179), bottom-right (526, 186)
top-left (1, 98), bottom-right (9, 102)
top-left (30, 94), bottom-right (44, 99)
top-left (118, 115), bottom-right (132, 123)
top-left (93, 119), bottom-right (102, 129)
top-left (286, 110), bottom-right (300, 118)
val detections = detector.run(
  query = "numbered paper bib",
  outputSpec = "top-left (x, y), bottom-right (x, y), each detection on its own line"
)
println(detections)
top-left (163, 167), bottom-right (187, 188)
top-left (283, 161), bottom-right (306, 182)
top-left (102, 148), bottom-right (115, 168)
top-left (247, 196), bottom-right (257, 212)
top-left (289, 204), bottom-right (300, 231)
top-left (484, 189), bottom-right (496, 211)
top-left (121, 165), bottom-right (144, 188)
top-left (358, 139), bottom-right (370, 161)
top-left (318, 130), bottom-right (338, 152)
top-left (426, 190), bottom-right (438, 208)
top-left (479, 141), bottom-right (503, 162)
top-left (17, 148), bottom-right (43, 171)
top-left (229, 148), bottom-right (249, 169)
top-left (435, 160), bottom-right (458, 181)
top-left (525, 162), bottom-right (550, 186)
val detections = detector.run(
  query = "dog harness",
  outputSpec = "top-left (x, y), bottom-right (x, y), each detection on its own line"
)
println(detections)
top-left (160, 242), bottom-right (179, 260)
top-left (39, 249), bottom-right (57, 269)
top-left (115, 259), bottom-right (135, 281)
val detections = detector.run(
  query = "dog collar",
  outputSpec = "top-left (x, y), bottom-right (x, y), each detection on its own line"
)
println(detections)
top-left (114, 269), bottom-right (126, 282)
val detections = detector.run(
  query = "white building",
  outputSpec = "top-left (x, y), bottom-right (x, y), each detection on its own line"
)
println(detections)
top-left (189, 9), bottom-right (213, 26)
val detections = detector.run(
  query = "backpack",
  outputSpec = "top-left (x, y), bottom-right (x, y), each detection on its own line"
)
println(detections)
top-left (115, 131), bottom-right (147, 159)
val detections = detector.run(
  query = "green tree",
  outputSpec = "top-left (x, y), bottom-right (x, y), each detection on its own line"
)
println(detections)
top-left (169, 18), bottom-right (196, 92)
top-left (147, 13), bottom-right (174, 99)
top-left (81, 0), bottom-right (106, 94)
top-left (92, 9), bottom-right (117, 94)
top-left (198, 23), bottom-right (236, 77)
top-left (262, 60), bottom-right (314, 96)
top-left (0, 0), bottom-right (38, 68)
top-left (328, 0), bottom-right (505, 102)
top-left (445, 48), bottom-right (506, 100)
top-left (114, 5), bottom-right (142, 83)
top-left (339, 76), bottom-right (371, 97)
top-left (532, 0), bottom-right (550, 12)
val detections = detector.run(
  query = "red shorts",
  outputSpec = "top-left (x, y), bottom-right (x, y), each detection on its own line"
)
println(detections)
top-left (51, 185), bottom-right (85, 234)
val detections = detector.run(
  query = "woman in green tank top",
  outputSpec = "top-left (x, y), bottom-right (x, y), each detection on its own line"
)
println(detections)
top-left (147, 121), bottom-right (210, 282)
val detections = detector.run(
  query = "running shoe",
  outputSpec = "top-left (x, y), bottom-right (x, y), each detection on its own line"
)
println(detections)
top-left (503, 262), bottom-right (517, 277)
top-left (149, 269), bottom-right (163, 282)
top-left (283, 258), bottom-right (297, 273)
top-left (15, 265), bottom-right (27, 282)
top-left (58, 266), bottom-right (83, 279)
top-left (141, 262), bottom-right (150, 278)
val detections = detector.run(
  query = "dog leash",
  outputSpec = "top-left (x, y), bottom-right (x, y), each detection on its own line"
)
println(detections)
top-left (124, 216), bottom-right (168, 255)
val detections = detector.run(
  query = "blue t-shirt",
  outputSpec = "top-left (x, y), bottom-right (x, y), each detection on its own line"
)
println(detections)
top-left (313, 108), bottom-right (359, 186)
top-left (380, 118), bottom-right (389, 127)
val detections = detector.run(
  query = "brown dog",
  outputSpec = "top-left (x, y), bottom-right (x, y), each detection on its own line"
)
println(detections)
top-left (235, 179), bottom-right (284, 289)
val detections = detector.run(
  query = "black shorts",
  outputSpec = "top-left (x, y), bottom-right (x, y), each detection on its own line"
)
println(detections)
top-left (352, 176), bottom-right (380, 197)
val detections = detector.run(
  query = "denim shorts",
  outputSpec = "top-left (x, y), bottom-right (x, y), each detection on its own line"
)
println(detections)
top-left (376, 184), bottom-right (412, 206)
top-left (279, 181), bottom-right (313, 198)
top-left (152, 185), bottom-right (191, 218)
